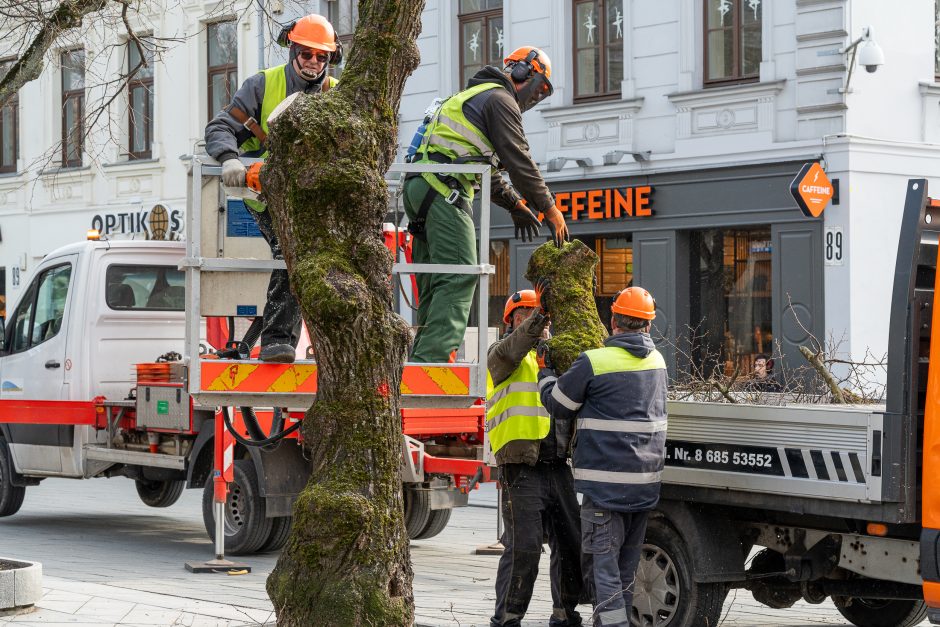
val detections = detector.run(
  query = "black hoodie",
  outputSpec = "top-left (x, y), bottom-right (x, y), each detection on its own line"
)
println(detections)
top-left (459, 66), bottom-right (555, 215)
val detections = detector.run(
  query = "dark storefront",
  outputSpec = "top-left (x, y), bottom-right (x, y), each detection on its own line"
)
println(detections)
top-left (476, 161), bottom-right (825, 379)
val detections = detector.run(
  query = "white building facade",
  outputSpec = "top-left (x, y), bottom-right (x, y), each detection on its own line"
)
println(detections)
top-left (2, 0), bottom-right (939, 380)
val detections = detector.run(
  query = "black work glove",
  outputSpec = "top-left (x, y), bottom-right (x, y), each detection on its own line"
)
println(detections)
top-left (509, 203), bottom-right (542, 242)
top-left (536, 340), bottom-right (554, 371)
top-left (535, 278), bottom-right (552, 315)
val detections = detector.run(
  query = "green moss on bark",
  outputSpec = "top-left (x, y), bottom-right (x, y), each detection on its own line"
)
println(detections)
top-left (525, 240), bottom-right (607, 373)
top-left (257, 1), bottom-right (425, 624)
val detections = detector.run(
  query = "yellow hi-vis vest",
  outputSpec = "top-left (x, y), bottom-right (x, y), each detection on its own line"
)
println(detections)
top-left (415, 82), bottom-right (501, 202)
top-left (240, 65), bottom-right (338, 212)
top-left (486, 351), bottom-right (551, 454)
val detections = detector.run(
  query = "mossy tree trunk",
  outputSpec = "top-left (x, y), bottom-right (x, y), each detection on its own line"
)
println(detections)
top-left (260, 1), bottom-right (425, 625)
top-left (525, 240), bottom-right (608, 373)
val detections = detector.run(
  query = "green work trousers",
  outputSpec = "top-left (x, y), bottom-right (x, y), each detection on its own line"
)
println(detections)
top-left (403, 176), bottom-right (478, 363)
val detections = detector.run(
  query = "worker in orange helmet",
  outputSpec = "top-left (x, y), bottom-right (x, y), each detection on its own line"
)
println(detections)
top-left (205, 14), bottom-right (341, 363)
top-left (404, 45), bottom-right (570, 364)
top-left (538, 287), bottom-right (668, 627)
top-left (486, 284), bottom-right (584, 627)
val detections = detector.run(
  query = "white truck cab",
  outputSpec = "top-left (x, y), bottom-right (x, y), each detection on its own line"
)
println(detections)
top-left (0, 239), bottom-right (187, 477)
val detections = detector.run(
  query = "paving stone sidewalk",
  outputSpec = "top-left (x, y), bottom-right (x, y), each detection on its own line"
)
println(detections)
top-left (0, 479), bottom-right (927, 626)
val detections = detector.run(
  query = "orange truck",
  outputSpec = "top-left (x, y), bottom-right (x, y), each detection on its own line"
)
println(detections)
top-left (0, 157), bottom-right (495, 556)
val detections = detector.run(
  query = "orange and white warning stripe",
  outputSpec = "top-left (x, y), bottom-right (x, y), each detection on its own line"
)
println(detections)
top-left (201, 362), bottom-right (470, 396)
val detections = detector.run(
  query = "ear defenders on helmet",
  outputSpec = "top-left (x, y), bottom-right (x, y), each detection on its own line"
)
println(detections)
top-left (276, 21), bottom-right (344, 66)
top-left (509, 49), bottom-right (540, 83)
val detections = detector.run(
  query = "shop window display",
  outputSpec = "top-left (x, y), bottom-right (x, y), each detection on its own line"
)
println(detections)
top-left (690, 227), bottom-right (773, 380)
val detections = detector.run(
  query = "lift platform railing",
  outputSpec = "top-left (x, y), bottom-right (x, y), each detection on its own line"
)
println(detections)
top-left (180, 156), bottom-right (493, 409)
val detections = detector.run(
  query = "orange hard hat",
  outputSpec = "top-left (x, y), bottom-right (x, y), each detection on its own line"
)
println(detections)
top-left (611, 287), bottom-right (656, 320)
top-left (288, 14), bottom-right (337, 52)
top-left (504, 46), bottom-right (552, 79)
top-left (503, 289), bottom-right (538, 324)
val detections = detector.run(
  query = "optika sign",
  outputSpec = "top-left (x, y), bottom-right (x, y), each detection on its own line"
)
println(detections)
top-left (553, 186), bottom-right (653, 221)
top-left (90, 205), bottom-right (184, 240)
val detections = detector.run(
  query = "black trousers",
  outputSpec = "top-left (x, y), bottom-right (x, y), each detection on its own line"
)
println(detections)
top-left (491, 462), bottom-right (584, 627)
top-left (251, 208), bottom-right (301, 348)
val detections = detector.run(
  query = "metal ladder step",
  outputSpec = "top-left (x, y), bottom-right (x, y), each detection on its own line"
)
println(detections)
top-left (84, 445), bottom-right (185, 470)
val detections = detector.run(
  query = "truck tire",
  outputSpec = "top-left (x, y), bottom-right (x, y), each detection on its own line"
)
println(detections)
top-left (832, 596), bottom-right (927, 627)
top-left (633, 516), bottom-right (727, 627)
top-left (135, 479), bottom-right (185, 508)
top-left (403, 486), bottom-right (431, 539)
top-left (0, 440), bottom-right (25, 517)
top-left (414, 507), bottom-right (451, 540)
top-left (258, 516), bottom-right (292, 553)
top-left (201, 460), bottom-right (273, 555)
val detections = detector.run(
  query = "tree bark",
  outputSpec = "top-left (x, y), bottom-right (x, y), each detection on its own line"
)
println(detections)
top-left (525, 240), bottom-right (608, 373)
top-left (260, 1), bottom-right (425, 624)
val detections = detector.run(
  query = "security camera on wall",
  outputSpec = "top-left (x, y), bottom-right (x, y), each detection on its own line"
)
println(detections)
top-left (858, 26), bottom-right (884, 74)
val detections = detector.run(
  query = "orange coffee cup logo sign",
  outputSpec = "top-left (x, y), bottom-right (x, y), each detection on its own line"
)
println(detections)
top-left (553, 186), bottom-right (653, 221)
top-left (790, 162), bottom-right (833, 218)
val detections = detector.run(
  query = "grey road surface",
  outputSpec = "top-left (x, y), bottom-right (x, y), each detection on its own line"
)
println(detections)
top-left (0, 478), bottom-right (927, 626)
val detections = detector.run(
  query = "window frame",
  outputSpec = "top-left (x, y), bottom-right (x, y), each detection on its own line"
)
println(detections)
top-left (206, 20), bottom-right (238, 123)
top-left (0, 58), bottom-right (18, 174)
top-left (60, 48), bottom-right (85, 168)
top-left (127, 37), bottom-right (154, 160)
top-left (328, 0), bottom-right (358, 75)
top-left (458, 1), bottom-right (504, 90)
top-left (703, 0), bottom-right (762, 87)
top-left (572, 0), bottom-right (623, 103)
top-left (5, 262), bottom-right (72, 355)
top-left (105, 264), bottom-right (186, 312)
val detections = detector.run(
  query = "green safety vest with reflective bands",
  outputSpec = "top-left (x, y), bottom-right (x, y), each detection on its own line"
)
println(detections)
top-left (485, 350), bottom-right (551, 454)
top-left (415, 82), bottom-right (502, 202)
top-left (239, 64), bottom-right (338, 212)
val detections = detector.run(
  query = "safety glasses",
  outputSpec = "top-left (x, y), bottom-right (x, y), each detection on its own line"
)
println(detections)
top-left (298, 49), bottom-right (329, 63)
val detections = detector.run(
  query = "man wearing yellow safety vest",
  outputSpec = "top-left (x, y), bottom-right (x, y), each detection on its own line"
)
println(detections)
top-left (404, 46), bottom-right (571, 364)
top-left (204, 14), bottom-right (340, 363)
top-left (487, 287), bottom-right (584, 627)
top-left (538, 287), bottom-right (668, 627)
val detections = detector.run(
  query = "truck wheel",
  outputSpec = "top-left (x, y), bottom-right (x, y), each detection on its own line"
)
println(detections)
top-left (201, 460), bottom-right (273, 555)
top-left (633, 517), bottom-right (727, 627)
top-left (414, 507), bottom-right (451, 540)
top-left (832, 596), bottom-right (927, 627)
top-left (0, 439), bottom-right (25, 517)
top-left (403, 486), bottom-right (431, 539)
top-left (135, 479), bottom-right (185, 508)
top-left (258, 516), bottom-right (292, 553)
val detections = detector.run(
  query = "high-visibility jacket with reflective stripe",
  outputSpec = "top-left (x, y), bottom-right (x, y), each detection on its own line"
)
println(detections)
top-left (486, 350), bottom-right (550, 455)
top-left (240, 65), bottom-right (338, 212)
top-left (538, 333), bottom-right (668, 512)
top-left (415, 82), bottom-right (501, 201)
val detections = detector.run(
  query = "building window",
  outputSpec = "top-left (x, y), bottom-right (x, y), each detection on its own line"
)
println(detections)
top-left (705, 0), bottom-right (761, 85)
top-left (328, 0), bottom-right (357, 74)
top-left (689, 227), bottom-right (772, 378)
top-left (0, 59), bottom-right (17, 174)
top-left (61, 49), bottom-right (85, 168)
top-left (573, 0), bottom-right (624, 101)
top-left (935, 0), bottom-right (939, 79)
top-left (128, 38), bottom-right (154, 160)
top-left (458, 0), bottom-right (503, 90)
top-left (488, 240), bottom-right (510, 329)
top-left (207, 20), bottom-right (237, 122)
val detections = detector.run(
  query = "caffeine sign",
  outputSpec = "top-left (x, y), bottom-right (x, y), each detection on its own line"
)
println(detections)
top-left (790, 162), bottom-right (833, 218)
top-left (553, 186), bottom-right (653, 221)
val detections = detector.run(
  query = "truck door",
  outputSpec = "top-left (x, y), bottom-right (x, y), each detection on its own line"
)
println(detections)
top-left (0, 258), bottom-right (76, 474)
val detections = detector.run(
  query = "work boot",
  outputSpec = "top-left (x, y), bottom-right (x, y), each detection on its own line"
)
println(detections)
top-left (260, 343), bottom-right (295, 363)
